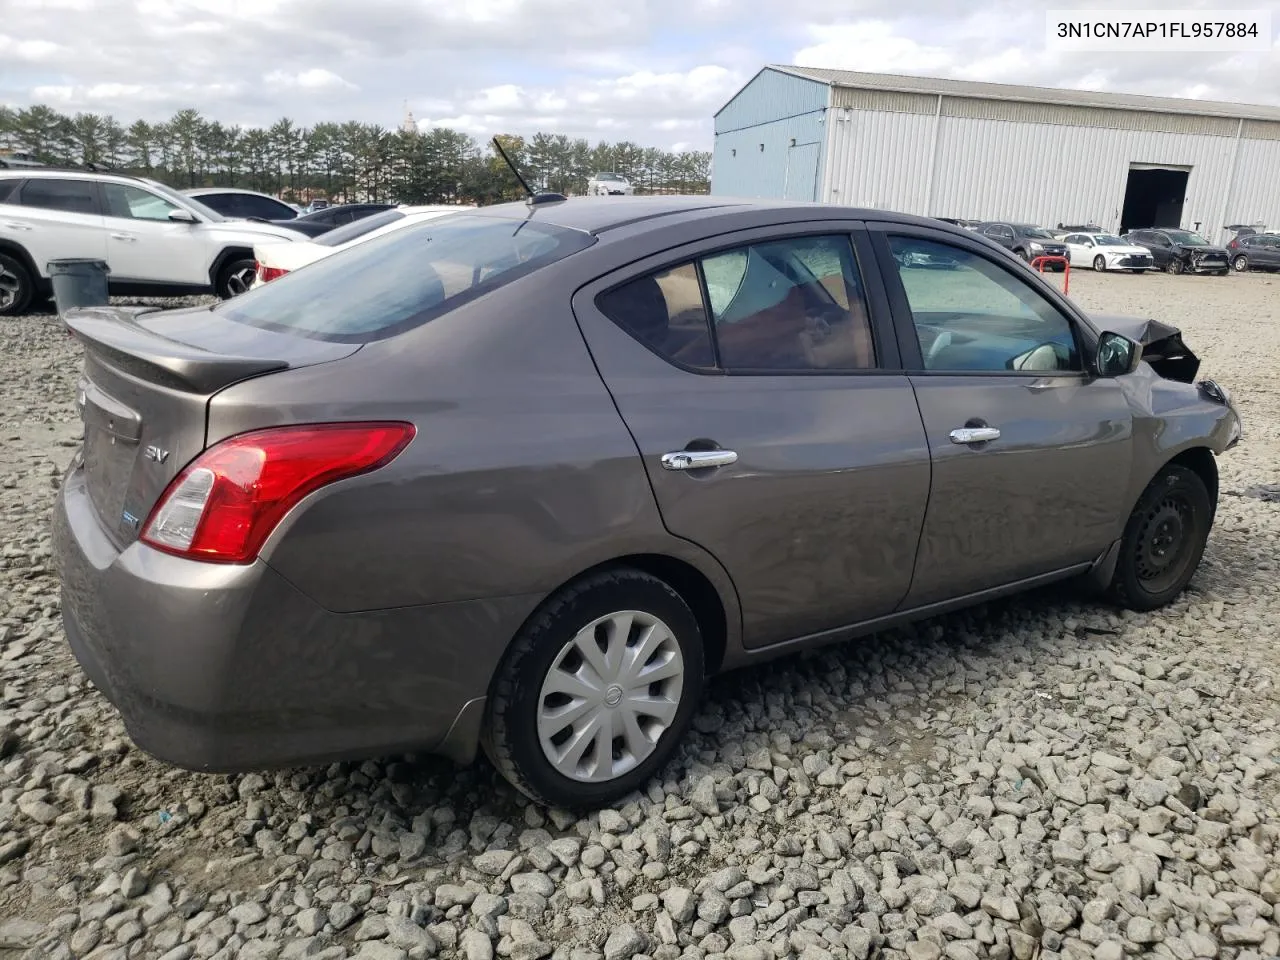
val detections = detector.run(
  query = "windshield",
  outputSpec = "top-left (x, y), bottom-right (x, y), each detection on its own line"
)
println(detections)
top-left (313, 209), bottom-right (406, 247)
top-left (1166, 230), bottom-right (1209, 246)
top-left (216, 213), bottom-right (595, 342)
top-left (595, 173), bottom-right (624, 181)
top-left (140, 178), bottom-right (225, 221)
top-left (1020, 227), bottom-right (1056, 239)
top-left (1094, 235), bottom-right (1128, 246)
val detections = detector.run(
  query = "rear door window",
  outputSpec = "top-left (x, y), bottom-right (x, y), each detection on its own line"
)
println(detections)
top-left (0, 179), bottom-right (21, 203)
top-left (218, 213), bottom-right (594, 342)
top-left (18, 178), bottom-right (101, 215)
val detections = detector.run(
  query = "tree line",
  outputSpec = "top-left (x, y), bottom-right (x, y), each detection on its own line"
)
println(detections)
top-left (0, 105), bottom-right (712, 205)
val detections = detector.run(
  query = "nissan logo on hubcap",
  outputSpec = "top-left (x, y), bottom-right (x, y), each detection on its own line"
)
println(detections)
top-left (604, 684), bottom-right (623, 707)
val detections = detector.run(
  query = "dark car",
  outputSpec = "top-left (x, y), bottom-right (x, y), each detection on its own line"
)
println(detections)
top-left (184, 188), bottom-right (300, 222)
top-left (278, 203), bottom-right (398, 238)
top-left (974, 222), bottom-right (1069, 270)
top-left (54, 197), bottom-right (1240, 807)
top-left (1122, 229), bottom-right (1230, 276)
top-left (1227, 233), bottom-right (1280, 273)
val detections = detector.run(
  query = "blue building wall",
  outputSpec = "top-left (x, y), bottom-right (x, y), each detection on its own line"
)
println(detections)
top-left (712, 68), bottom-right (830, 199)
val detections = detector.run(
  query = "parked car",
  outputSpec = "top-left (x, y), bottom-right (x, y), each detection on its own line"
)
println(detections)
top-left (934, 218), bottom-right (982, 230)
top-left (587, 172), bottom-right (634, 196)
top-left (268, 203), bottom-right (399, 239)
top-left (53, 198), bottom-right (1241, 807)
top-left (1053, 223), bottom-right (1104, 234)
top-left (973, 222), bottom-right (1069, 270)
top-left (1058, 232), bottom-right (1155, 273)
top-left (250, 204), bottom-right (471, 286)
top-left (304, 199), bottom-right (331, 213)
top-left (0, 154), bottom-right (46, 170)
top-left (0, 169), bottom-right (307, 314)
top-left (1122, 229), bottom-right (1230, 276)
top-left (1226, 233), bottom-right (1280, 273)
top-left (184, 187), bottom-right (300, 222)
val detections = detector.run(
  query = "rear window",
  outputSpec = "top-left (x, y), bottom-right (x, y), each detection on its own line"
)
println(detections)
top-left (217, 213), bottom-right (595, 343)
top-left (314, 209), bottom-right (405, 246)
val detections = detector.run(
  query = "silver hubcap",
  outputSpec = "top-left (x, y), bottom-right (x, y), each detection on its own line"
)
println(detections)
top-left (225, 266), bottom-right (255, 297)
top-left (537, 610), bottom-right (684, 783)
top-left (0, 265), bottom-right (20, 310)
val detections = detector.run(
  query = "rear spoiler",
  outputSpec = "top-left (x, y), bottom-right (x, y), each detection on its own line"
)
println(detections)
top-left (63, 306), bottom-right (289, 394)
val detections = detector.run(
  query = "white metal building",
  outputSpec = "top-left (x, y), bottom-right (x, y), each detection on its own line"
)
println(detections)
top-left (711, 66), bottom-right (1280, 243)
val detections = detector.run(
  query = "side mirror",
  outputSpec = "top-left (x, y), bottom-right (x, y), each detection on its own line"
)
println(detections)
top-left (1094, 331), bottom-right (1142, 377)
top-left (168, 209), bottom-right (198, 224)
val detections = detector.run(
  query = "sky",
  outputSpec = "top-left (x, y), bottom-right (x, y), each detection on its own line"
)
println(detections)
top-left (1, 0), bottom-right (1278, 153)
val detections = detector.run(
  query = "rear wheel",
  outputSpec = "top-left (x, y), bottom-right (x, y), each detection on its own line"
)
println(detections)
top-left (215, 257), bottom-right (256, 299)
top-left (1232, 254), bottom-right (1249, 272)
top-left (1165, 259), bottom-right (1184, 275)
top-left (0, 253), bottom-right (35, 317)
top-left (483, 569), bottom-right (704, 808)
top-left (1108, 465), bottom-right (1212, 611)
top-left (1093, 255), bottom-right (1107, 272)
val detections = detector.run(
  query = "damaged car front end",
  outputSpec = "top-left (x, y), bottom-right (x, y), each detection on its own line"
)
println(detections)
top-left (1093, 312), bottom-right (1242, 453)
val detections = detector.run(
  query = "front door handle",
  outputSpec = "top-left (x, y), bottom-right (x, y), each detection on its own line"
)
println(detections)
top-left (110, 233), bottom-right (137, 242)
top-left (949, 427), bottom-right (1001, 445)
top-left (1, 221), bottom-right (33, 231)
top-left (660, 449), bottom-right (738, 471)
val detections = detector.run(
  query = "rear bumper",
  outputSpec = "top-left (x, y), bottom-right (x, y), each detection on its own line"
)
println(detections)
top-left (54, 463), bottom-right (536, 772)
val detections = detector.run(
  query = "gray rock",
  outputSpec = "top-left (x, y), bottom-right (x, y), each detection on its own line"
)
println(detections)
top-left (603, 924), bottom-right (647, 960)
top-left (461, 929), bottom-right (494, 960)
top-left (474, 850), bottom-right (517, 876)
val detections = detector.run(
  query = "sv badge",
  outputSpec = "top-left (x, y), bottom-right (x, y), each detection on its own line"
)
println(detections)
top-left (144, 445), bottom-right (170, 464)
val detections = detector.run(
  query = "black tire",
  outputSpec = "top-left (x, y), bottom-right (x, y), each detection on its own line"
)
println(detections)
top-left (1015, 248), bottom-right (1030, 262)
top-left (482, 568), bottom-right (705, 809)
top-left (1232, 255), bottom-right (1249, 273)
top-left (1165, 259), bottom-right (1183, 275)
top-left (215, 256), bottom-right (256, 299)
top-left (0, 252), bottom-right (35, 317)
top-left (1107, 465), bottom-right (1212, 612)
top-left (1093, 255), bottom-right (1106, 272)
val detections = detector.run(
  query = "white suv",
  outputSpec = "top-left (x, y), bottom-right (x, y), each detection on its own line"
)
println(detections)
top-left (0, 169), bottom-right (307, 316)
top-left (586, 172), bottom-right (634, 196)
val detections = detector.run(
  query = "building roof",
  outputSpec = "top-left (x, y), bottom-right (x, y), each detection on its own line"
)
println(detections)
top-left (770, 65), bottom-right (1280, 124)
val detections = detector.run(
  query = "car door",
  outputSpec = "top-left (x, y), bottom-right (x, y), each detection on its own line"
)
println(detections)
top-left (100, 182), bottom-right (210, 285)
top-left (7, 178), bottom-right (107, 275)
top-left (867, 223), bottom-right (1135, 606)
top-left (983, 224), bottom-right (1014, 252)
top-left (1257, 236), bottom-right (1280, 268)
top-left (1062, 234), bottom-right (1091, 267)
top-left (1139, 231), bottom-right (1172, 267)
top-left (571, 224), bottom-right (932, 649)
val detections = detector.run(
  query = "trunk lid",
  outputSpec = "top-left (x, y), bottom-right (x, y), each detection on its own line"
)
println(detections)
top-left (66, 303), bottom-right (359, 546)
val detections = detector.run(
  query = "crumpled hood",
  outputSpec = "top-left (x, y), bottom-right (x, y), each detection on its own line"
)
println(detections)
top-left (1091, 313), bottom-right (1200, 383)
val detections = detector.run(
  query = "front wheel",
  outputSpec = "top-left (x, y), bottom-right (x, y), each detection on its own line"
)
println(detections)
top-left (1165, 259), bottom-right (1184, 275)
top-left (482, 569), bottom-right (704, 808)
top-left (216, 257), bottom-right (256, 299)
top-left (1093, 255), bottom-right (1107, 272)
top-left (1232, 255), bottom-right (1249, 272)
top-left (1108, 464), bottom-right (1212, 611)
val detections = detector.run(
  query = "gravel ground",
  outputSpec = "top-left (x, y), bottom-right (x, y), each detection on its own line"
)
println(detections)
top-left (1, 274), bottom-right (1278, 960)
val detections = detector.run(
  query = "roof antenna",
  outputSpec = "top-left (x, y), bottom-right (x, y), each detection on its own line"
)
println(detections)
top-left (491, 136), bottom-right (567, 206)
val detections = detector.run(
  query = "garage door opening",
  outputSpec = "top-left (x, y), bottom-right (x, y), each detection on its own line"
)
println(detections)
top-left (1120, 165), bottom-right (1189, 234)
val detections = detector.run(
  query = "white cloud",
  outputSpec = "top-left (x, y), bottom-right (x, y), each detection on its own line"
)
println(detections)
top-left (263, 69), bottom-right (358, 91)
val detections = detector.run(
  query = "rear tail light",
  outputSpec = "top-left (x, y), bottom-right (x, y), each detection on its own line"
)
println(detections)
top-left (140, 422), bottom-right (415, 564)
top-left (254, 261), bottom-right (290, 283)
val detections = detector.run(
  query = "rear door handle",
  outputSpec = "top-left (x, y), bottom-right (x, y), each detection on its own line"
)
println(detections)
top-left (661, 449), bottom-right (738, 471)
top-left (950, 427), bottom-right (1001, 445)
top-left (1, 221), bottom-right (32, 231)
top-left (110, 233), bottom-right (137, 242)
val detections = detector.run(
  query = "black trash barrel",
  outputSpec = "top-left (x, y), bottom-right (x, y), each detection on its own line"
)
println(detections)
top-left (47, 258), bottom-right (111, 314)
